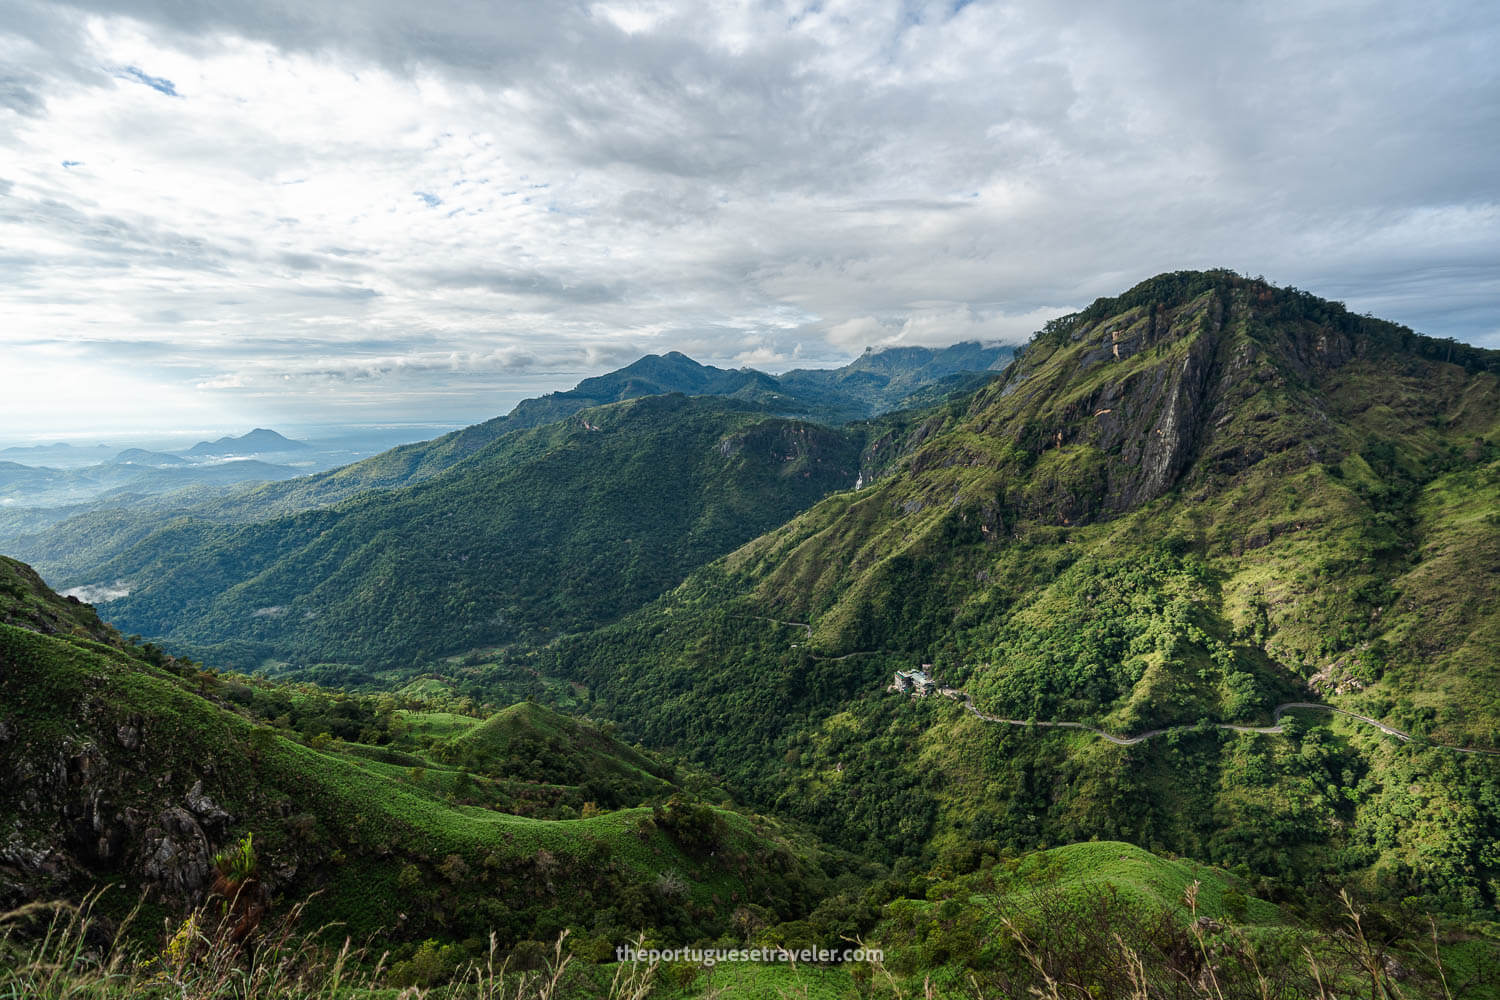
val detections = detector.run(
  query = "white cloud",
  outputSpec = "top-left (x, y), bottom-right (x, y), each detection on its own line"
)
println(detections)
top-left (1, 0), bottom-right (1497, 436)
top-left (826, 316), bottom-right (888, 350)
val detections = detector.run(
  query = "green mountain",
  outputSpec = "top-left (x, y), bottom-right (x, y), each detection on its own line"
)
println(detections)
top-left (0, 343), bottom-right (1010, 582)
top-left (854, 840), bottom-right (1500, 998)
top-left (529, 270), bottom-right (1500, 911)
top-left (504, 342), bottom-right (1012, 429)
top-left (777, 340), bottom-right (1014, 415)
top-left (5, 551), bottom-right (1499, 997)
top-left (64, 395), bottom-right (896, 670)
top-left (112, 448), bottom-right (189, 466)
top-left (184, 428), bottom-right (309, 456)
top-left (0, 554), bottom-right (850, 962)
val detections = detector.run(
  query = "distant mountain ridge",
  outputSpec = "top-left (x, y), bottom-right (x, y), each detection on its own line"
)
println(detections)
top-left (0, 442), bottom-right (118, 468)
top-left (184, 428), bottom-right (308, 456)
top-left (111, 448), bottom-right (188, 467)
top-left (0, 430), bottom-right (313, 514)
top-left (65, 394), bottom-right (930, 667)
top-left (512, 342), bottom-right (1015, 429)
top-left (2, 342), bottom-right (1013, 580)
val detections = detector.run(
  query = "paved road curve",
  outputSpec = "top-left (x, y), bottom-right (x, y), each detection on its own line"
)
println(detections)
top-left (945, 692), bottom-right (1500, 755)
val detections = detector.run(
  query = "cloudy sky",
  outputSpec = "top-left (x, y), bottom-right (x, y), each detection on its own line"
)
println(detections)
top-left (2, 0), bottom-right (1497, 440)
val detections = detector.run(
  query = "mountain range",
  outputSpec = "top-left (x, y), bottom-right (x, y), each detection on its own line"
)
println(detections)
top-left (0, 342), bottom-right (1011, 583)
top-left (3, 272), bottom-right (1498, 996)
top-left (533, 270), bottom-right (1500, 899)
top-left (0, 429), bottom-right (320, 512)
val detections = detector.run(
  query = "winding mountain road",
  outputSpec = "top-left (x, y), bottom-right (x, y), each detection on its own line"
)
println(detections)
top-left (946, 691), bottom-right (1500, 756)
top-left (748, 614), bottom-right (1500, 756)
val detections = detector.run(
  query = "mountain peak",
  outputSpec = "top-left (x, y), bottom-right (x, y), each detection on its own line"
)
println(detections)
top-left (951, 271), bottom-right (1500, 525)
top-left (183, 428), bottom-right (307, 456)
top-left (1038, 269), bottom-right (1498, 377)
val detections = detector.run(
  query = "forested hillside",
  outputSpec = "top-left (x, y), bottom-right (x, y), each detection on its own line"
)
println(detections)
top-left (0, 554), bottom-right (853, 977)
top-left (65, 396), bottom-right (887, 669)
top-left (1, 344), bottom-right (1009, 584)
top-left (529, 271), bottom-right (1500, 913)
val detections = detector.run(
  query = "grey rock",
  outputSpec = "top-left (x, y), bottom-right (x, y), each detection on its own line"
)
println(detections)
top-left (1, 834), bottom-right (63, 877)
top-left (139, 807), bottom-right (214, 901)
top-left (185, 780), bottom-right (231, 829)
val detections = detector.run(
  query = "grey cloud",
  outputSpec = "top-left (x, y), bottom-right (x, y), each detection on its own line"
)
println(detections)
top-left (0, 195), bottom-right (233, 274)
top-left (278, 252), bottom-right (324, 271)
top-left (3, 0), bottom-right (1498, 434)
top-left (0, 74), bottom-right (46, 115)
top-left (421, 267), bottom-right (625, 305)
top-left (38, 0), bottom-right (572, 78)
top-left (288, 285), bottom-right (380, 300)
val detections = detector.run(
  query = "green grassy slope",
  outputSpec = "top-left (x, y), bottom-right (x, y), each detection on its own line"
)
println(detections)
top-left (0, 554), bottom-right (119, 642)
top-left (439, 702), bottom-right (676, 799)
top-left (534, 271), bottom-right (1500, 910)
top-left (0, 570), bottom-right (852, 957)
top-left (853, 841), bottom-right (1497, 999)
top-left (662, 840), bottom-right (1499, 999)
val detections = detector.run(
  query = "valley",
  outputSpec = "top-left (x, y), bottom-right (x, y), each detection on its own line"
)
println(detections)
top-left (4, 275), bottom-right (1500, 997)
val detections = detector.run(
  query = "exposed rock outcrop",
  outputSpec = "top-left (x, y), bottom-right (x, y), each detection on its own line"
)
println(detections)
top-left (2, 722), bottom-right (241, 912)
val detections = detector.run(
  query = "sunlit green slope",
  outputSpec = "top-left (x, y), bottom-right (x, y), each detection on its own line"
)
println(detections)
top-left (537, 270), bottom-right (1500, 911)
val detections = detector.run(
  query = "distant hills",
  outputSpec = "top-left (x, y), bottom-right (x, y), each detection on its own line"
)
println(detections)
top-left (1, 342), bottom-right (1014, 584)
top-left (183, 427), bottom-right (309, 457)
top-left (0, 429), bottom-right (310, 471)
top-left (110, 448), bottom-right (188, 467)
top-left (0, 441), bottom-right (119, 468)
top-left (0, 428), bottom-right (315, 511)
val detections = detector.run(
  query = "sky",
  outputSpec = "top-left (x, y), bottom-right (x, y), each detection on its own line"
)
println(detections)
top-left (2, 0), bottom-right (1497, 441)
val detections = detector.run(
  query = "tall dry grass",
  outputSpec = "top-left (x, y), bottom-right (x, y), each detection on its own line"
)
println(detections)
top-left (0, 892), bottom-right (660, 999)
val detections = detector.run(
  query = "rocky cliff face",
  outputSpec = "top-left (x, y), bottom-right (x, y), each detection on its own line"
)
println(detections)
top-left (718, 270), bottom-right (1500, 656)
top-left (1, 687), bottom-right (239, 913)
top-left (946, 274), bottom-right (1398, 526)
top-left (0, 555), bottom-right (259, 913)
top-left (0, 612), bottom-right (336, 922)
